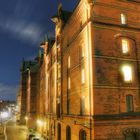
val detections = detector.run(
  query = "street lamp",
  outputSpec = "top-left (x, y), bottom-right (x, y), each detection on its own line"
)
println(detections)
top-left (25, 116), bottom-right (29, 125)
top-left (25, 116), bottom-right (28, 121)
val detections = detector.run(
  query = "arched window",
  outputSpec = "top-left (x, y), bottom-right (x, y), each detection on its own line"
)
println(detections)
top-left (79, 130), bottom-right (86, 140)
top-left (124, 128), bottom-right (140, 140)
top-left (66, 126), bottom-right (71, 140)
top-left (125, 133), bottom-right (139, 140)
top-left (57, 123), bottom-right (61, 140)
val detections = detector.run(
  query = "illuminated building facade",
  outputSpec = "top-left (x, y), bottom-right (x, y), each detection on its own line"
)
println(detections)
top-left (36, 38), bottom-right (57, 139)
top-left (19, 0), bottom-right (140, 139)
top-left (54, 0), bottom-right (140, 140)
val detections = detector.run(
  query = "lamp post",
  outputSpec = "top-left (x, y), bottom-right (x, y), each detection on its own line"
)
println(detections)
top-left (25, 116), bottom-right (28, 126)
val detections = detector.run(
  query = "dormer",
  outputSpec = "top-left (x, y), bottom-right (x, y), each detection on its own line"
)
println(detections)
top-left (51, 4), bottom-right (72, 45)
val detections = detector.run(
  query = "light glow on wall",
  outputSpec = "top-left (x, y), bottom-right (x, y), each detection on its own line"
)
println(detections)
top-left (122, 65), bottom-right (133, 82)
top-left (25, 116), bottom-right (28, 121)
top-left (37, 119), bottom-right (44, 127)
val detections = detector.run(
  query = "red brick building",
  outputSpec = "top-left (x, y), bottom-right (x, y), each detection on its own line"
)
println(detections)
top-left (54, 0), bottom-right (140, 140)
top-left (19, 0), bottom-right (140, 139)
top-left (20, 60), bottom-right (30, 124)
top-left (20, 58), bottom-right (40, 127)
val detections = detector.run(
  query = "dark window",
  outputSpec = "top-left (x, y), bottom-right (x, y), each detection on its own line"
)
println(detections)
top-left (80, 98), bottom-right (85, 115)
top-left (125, 133), bottom-right (139, 140)
top-left (79, 130), bottom-right (86, 140)
top-left (57, 123), bottom-right (61, 140)
top-left (57, 103), bottom-right (60, 118)
top-left (67, 99), bottom-right (70, 115)
top-left (126, 95), bottom-right (133, 112)
top-left (66, 126), bottom-right (71, 140)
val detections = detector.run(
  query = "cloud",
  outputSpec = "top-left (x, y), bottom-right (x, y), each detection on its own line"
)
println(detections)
top-left (0, 83), bottom-right (18, 101)
top-left (0, 17), bottom-right (43, 45)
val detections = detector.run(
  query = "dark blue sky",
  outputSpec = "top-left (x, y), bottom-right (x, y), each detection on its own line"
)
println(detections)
top-left (0, 0), bottom-right (78, 100)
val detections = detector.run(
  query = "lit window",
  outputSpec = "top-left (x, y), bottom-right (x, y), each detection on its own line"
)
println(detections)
top-left (122, 39), bottom-right (129, 54)
top-left (68, 77), bottom-right (71, 89)
top-left (68, 56), bottom-right (70, 69)
top-left (121, 13), bottom-right (127, 25)
top-left (81, 45), bottom-right (85, 58)
top-left (126, 95), bottom-right (133, 112)
top-left (81, 69), bottom-right (85, 84)
top-left (122, 65), bottom-right (133, 82)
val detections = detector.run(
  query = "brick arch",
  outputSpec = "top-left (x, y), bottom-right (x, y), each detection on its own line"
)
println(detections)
top-left (114, 35), bottom-right (136, 49)
top-left (66, 125), bottom-right (71, 140)
top-left (114, 33), bottom-right (136, 42)
top-left (79, 129), bottom-right (87, 140)
top-left (123, 128), bottom-right (140, 136)
top-left (114, 35), bottom-right (137, 57)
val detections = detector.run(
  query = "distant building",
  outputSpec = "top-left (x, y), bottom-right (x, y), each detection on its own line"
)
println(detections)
top-left (20, 59), bottom-right (40, 126)
top-left (20, 60), bottom-right (30, 124)
top-left (16, 88), bottom-right (21, 121)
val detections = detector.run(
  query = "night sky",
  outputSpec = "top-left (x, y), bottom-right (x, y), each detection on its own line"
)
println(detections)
top-left (0, 0), bottom-right (78, 101)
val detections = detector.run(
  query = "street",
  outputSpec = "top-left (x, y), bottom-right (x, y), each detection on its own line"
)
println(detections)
top-left (0, 119), bottom-right (27, 140)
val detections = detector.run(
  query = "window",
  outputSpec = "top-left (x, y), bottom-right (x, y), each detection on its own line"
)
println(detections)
top-left (121, 13), bottom-right (127, 25)
top-left (67, 99), bottom-right (70, 114)
top-left (66, 126), bottom-right (71, 140)
top-left (57, 123), bottom-right (61, 140)
top-left (80, 97), bottom-right (85, 115)
top-left (126, 95), bottom-right (133, 112)
top-left (68, 77), bottom-right (71, 90)
top-left (79, 130), bottom-right (86, 140)
top-left (68, 56), bottom-right (70, 69)
top-left (122, 39), bottom-right (129, 54)
top-left (121, 65), bottom-right (133, 82)
top-left (125, 133), bottom-right (138, 140)
top-left (57, 103), bottom-right (60, 118)
top-left (81, 69), bottom-right (85, 84)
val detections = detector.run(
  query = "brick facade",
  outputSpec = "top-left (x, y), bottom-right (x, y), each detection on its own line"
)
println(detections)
top-left (19, 0), bottom-right (140, 139)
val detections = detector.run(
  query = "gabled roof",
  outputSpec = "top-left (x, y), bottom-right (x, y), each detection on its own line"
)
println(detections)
top-left (60, 10), bottom-right (72, 23)
top-left (52, 10), bottom-right (72, 23)
top-left (21, 60), bottom-right (39, 73)
top-left (47, 38), bottom-right (55, 53)
top-left (30, 62), bottom-right (40, 73)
